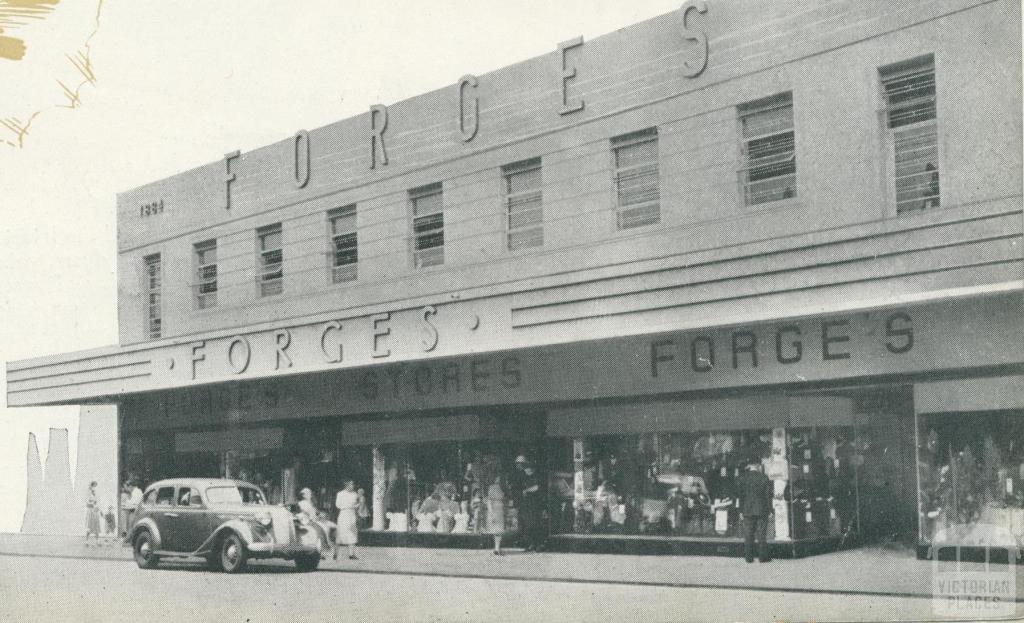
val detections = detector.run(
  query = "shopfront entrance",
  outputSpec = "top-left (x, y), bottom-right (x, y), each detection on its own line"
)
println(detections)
top-left (112, 294), bottom-right (1022, 558)
top-left (333, 409), bottom-right (545, 547)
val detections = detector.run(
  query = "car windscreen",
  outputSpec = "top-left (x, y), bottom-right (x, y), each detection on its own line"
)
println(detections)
top-left (205, 486), bottom-right (266, 506)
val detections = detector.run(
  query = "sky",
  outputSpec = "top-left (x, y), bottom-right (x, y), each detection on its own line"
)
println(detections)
top-left (0, 0), bottom-right (684, 533)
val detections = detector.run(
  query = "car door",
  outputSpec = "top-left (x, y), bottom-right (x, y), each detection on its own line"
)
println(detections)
top-left (172, 487), bottom-right (211, 553)
top-left (151, 486), bottom-right (178, 551)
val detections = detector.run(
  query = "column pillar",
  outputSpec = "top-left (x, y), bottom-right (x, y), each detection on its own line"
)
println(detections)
top-left (770, 427), bottom-right (791, 542)
top-left (572, 438), bottom-right (586, 532)
top-left (372, 445), bottom-right (385, 531)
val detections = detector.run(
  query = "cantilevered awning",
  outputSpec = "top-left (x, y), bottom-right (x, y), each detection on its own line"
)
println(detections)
top-left (8, 281), bottom-right (1022, 409)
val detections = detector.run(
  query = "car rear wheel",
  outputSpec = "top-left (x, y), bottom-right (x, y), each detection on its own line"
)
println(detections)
top-left (295, 553), bottom-right (319, 572)
top-left (218, 533), bottom-right (247, 573)
top-left (133, 531), bottom-right (159, 570)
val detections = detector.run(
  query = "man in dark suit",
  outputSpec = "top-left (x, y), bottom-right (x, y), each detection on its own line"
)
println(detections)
top-left (518, 462), bottom-right (546, 552)
top-left (738, 461), bottom-right (773, 563)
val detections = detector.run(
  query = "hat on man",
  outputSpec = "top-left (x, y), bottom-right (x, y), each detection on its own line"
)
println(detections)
top-left (515, 455), bottom-right (528, 464)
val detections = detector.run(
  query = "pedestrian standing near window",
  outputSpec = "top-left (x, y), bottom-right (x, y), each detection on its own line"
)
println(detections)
top-left (124, 479), bottom-right (143, 542)
top-left (738, 460), bottom-right (773, 563)
top-left (509, 455), bottom-right (527, 507)
top-left (487, 475), bottom-right (507, 555)
top-left (85, 481), bottom-right (102, 547)
top-left (519, 462), bottom-right (544, 552)
top-left (334, 479), bottom-right (359, 561)
top-left (119, 482), bottom-right (132, 540)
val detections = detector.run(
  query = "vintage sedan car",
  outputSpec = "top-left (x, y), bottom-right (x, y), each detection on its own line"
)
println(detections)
top-left (129, 478), bottom-right (321, 572)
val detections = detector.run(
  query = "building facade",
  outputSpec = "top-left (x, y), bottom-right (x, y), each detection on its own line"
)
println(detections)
top-left (7, 0), bottom-right (1023, 558)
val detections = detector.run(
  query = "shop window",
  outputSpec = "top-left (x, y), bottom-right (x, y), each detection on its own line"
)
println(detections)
top-left (554, 432), bottom-right (769, 538)
top-left (232, 456), bottom-right (284, 504)
top-left (257, 223), bottom-right (283, 297)
top-left (787, 428), bottom-right (859, 541)
top-left (194, 239), bottom-right (217, 309)
top-left (410, 183), bottom-right (444, 268)
top-left (917, 412), bottom-right (1024, 549)
top-left (881, 55), bottom-right (939, 214)
top-left (503, 157), bottom-right (543, 250)
top-left (298, 444), bottom-right (372, 516)
top-left (367, 440), bottom-right (541, 535)
top-left (328, 205), bottom-right (358, 283)
top-left (612, 128), bottom-right (660, 229)
top-left (144, 253), bottom-right (161, 339)
top-left (551, 427), bottom-right (860, 541)
top-left (739, 92), bottom-right (796, 206)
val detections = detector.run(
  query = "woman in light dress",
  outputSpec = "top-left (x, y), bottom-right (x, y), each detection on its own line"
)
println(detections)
top-left (85, 481), bottom-right (102, 546)
top-left (334, 479), bottom-right (360, 561)
top-left (487, 475), bottom-right (507, 555)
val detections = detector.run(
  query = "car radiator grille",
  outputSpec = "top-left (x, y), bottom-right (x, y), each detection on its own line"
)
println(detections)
top-left (270, 508), bottom-right (294, 544)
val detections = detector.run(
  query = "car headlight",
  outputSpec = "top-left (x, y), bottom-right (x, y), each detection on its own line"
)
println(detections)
top-left (259, 513), bottom-right (272, 527)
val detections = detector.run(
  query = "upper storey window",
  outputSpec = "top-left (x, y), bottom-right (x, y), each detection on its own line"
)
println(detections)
top-left (612, 128), bottom-right (660, 230)
top-left (411, 183), bottom-right (444, 268)
top-left (194, 239), bottom-right (217, 309)
top-left (503, 158), bottom-right (543, 250)
top-left (739, 92), bottom-right (796, 206)
top-left (329, 205), bottom-right (358, 283)
top-left (257, 223), bottom-right (283, 297)
top-left (144, 253), bottom-right (161, 339)
top-left (881, 55), bottom-right (939, 214)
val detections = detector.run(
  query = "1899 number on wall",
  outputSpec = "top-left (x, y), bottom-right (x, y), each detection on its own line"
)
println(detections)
top-left (140, 199), bottom-right (164, 217)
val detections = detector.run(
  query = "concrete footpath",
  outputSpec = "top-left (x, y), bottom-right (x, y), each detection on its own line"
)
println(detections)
top-left (1, 532), bottom-right (1021, 600)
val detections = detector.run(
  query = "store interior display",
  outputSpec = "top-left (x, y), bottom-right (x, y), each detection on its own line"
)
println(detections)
top-left (786, 428), bottom-right (857, 540)
top-left (917, 412), bottom-right (1024, 546)
top-left (368, 441), bottom-right (536, 534)
top-left (550, 432), bottom-right (768, 538)
top-left (548, 426), bottom-right (861, 541)
top-left (141, 411), bottom-right (878, 546)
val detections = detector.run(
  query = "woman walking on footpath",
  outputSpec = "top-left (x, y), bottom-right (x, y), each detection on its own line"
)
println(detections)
top-left (84, 481), bottom-right (102, 547)
top-left (487, 475), bottom-right (507, 555)
top-left (334, 479), bottom-right (360, 561)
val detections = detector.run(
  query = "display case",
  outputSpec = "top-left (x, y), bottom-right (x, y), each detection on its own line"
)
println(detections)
top-left (549, 425), bottom-right (862, 543)
top-left (368, 440), bottom-right (534, 535)
top-left (916, 411), bottom-right (1024, 553)
top-left (785, 427), bottom-right (858, 540)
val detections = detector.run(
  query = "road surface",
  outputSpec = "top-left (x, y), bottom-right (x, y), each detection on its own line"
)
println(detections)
top-left (0, 553), bottom-right (996, 622)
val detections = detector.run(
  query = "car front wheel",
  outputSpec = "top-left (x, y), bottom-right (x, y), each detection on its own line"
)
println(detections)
top-left (133, 531), bottom-right (159, 570)
top-left (218, 533), bottom-right (247, 573)
top-left (295, 553), bottom-right (319, 572)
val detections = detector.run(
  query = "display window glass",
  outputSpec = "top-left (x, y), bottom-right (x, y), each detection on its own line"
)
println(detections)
top-left (550, 431), bottom-right (771, 538)
top-left (917, 411), bottom-right (1024, 548)
top-left (227, 450), bottom-right (286, 504)
top-left (549, 426), bottom-right (861, 541)
top-left (367, 440), bottom-right (541, 535)
top-left (786, 427), bottom-right (858, 540)
top-left (299, 446), bottom-right (372, 516)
